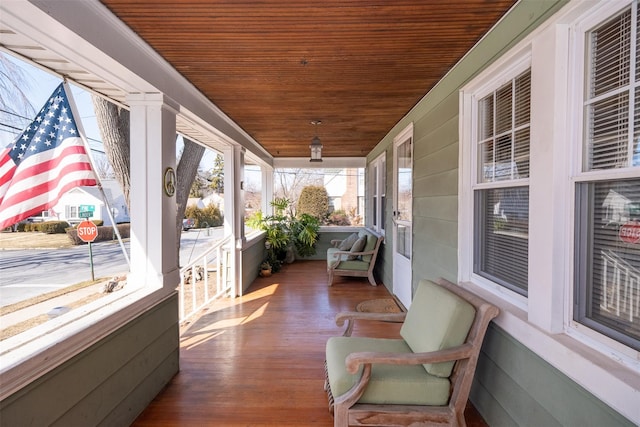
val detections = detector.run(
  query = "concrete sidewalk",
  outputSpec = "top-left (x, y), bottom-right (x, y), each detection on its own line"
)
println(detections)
top-left (1, 282), bottom-right (106, 329)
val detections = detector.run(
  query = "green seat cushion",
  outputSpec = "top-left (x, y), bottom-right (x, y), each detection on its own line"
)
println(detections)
top-left (326, 336), bottom-right (451, 406)
top-left (334, 260), bottom-right (369, 271)
top-left (327, 248), bottom-right (347, 268)
top-left (400, 280), bottom-right (476, 377)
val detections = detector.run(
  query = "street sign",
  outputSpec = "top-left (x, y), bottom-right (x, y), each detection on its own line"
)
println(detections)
top-left (77, 220), bottom-right (98, 243)
top-left (620, 221), bottom-right (640, 244)
top-left (79, 204), bottom-right (95, 213)
top-left (79, 211), bottom-right (93, 218)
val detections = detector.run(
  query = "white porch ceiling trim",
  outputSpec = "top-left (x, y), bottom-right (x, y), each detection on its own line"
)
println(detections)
top-left (273, 157), bottom-right (366, 169)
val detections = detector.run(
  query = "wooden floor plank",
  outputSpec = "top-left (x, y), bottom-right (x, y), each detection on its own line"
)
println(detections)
top-left (133, 260), bottom-right (488, 426)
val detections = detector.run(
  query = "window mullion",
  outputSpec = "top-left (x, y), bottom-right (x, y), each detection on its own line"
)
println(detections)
top-left (512, 79), bottom-right (516, 179)
top-left (628, 2), bottom-right (638, 166)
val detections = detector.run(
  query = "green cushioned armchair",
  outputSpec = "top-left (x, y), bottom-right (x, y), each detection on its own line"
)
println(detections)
top-left (326, 228), bottom-right (383, 287)
top-left (324, 278), bottom-right (499, 427)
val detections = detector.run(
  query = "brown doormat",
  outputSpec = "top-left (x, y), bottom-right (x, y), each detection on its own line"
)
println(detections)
top-left (356, 297), bottom-right (404, 313)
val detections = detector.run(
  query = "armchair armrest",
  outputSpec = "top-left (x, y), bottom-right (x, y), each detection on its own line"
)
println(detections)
top-left (336, 310), bottom-right (406, 336)
top-left (328, 249), bottom-right (377, 268)
top-left (330, 239), bottom-right (343, 248)
top-left (345, 343), bottom-right (474, 374)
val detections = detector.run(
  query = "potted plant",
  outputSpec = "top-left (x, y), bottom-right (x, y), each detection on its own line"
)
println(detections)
top-left (260, 261), bottom-right (272, 277)
top-left (247, 197), bottom-right (320, 273)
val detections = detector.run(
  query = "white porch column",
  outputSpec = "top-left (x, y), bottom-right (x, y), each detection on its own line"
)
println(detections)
top-left (223, 145), bottom-right (245, 297)
top-left (261, 165), bottom-right (274, 215)
top-left (128, 93), bottom-right (180, 288)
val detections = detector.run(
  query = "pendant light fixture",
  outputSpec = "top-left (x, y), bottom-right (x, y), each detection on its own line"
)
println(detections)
top-left (310, 120), bottom-right (323, 162)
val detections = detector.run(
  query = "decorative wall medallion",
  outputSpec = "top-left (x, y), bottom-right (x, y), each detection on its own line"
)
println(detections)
top-left (164, 167), bottom-right (176, 197)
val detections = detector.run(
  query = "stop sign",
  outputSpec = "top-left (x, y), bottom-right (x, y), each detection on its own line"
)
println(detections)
top-left (619, 221), bottom-right (640, 244)
top-left (77, 220), bottom-right (98, 243)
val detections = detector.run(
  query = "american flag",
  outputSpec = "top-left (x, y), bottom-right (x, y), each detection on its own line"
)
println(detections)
top-left (0, 83), bottom-right (97, 229)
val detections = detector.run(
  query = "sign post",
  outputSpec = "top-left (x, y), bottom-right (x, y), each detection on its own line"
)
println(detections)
top-left (77, 220), bottom-right (99, 280)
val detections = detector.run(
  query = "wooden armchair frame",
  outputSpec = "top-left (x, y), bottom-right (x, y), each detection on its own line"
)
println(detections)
top-left (324, 278), bottom-right (499, 427)
top-left (327, 232), bottom-right (384, 287)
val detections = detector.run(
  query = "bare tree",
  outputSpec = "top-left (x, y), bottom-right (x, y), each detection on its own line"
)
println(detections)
top-left (92, 96), bottom-right (130, 207)
top-left (275, 168), bottom-right (323, 213)
top-left (93, 154), bottom-right (115, 179)
top-left (175, 137), bottom-right (205, 254)
top-left (0, 53), bottom-right (36, 139)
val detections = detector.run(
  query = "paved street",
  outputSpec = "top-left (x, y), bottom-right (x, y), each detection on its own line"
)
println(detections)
top-left (0, 227), bottom-right (225, 307)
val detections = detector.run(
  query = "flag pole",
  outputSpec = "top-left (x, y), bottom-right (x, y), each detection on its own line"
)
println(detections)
top-left (63, 81), bottom-right (131, 268)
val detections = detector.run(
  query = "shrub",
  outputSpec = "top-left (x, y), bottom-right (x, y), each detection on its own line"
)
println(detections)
top-left (16, 222), bottom-right (27, 232)
top-left (296, 185), bottom-right (329, 220)
top-left (91, 220), bottom-right (104, 226)
top-left (326, 209), bottom-right (351, 226)
top-left (40, 221), bottom-right (70, 234)
top-left (66, 223), bottom-right (130, 245)
top-left (184, 204), bottom-right (223, 228)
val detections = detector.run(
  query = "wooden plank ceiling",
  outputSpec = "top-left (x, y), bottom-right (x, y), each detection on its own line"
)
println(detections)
top-left (100, 0), bottom-right (515, 159)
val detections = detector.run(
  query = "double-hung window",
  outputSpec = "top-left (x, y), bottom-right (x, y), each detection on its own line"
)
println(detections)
top-left (574, 2), bottom-right (640, 351)
top-left (474, 69), bottom-right (531, 296)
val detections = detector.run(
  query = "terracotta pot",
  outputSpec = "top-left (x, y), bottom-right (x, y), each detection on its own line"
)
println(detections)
top-left (261, 269), bottom-right (272, 277)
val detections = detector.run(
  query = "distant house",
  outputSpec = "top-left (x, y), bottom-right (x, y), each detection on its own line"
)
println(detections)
top-left (31, 180), bottom-right (129, 226)
top-left (186, 197), bottom-right (205, 209)
top-left (202, 193), bottom-right (224, 211)
top-left (324, 168), bottom-right (363, 215)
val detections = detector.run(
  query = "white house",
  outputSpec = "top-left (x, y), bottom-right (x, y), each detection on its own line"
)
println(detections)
top-left (35, 179), bottom-right (129, 226)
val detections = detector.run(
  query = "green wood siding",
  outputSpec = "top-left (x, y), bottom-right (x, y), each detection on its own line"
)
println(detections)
top-left (0, 295), bottom-right (179, 426)
top-left (365, 0), bottom-right (633, 424)
top-left (242, 235), bottom-right (266, 293)
top-left (473, 324), bottom-right (634, 427)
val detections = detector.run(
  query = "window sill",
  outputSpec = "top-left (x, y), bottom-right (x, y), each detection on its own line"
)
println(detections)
top-left (0, 282), bottom-right (174, 400)
top-left (318, 225), bottom-right (363, 233)
top-left (460, 280), bottom-right (640, 423)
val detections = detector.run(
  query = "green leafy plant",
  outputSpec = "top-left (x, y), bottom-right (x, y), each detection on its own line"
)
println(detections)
top-left (247, 198), bottom-right (320, 272)
top-left (260, 261), bottom-right (272, 270)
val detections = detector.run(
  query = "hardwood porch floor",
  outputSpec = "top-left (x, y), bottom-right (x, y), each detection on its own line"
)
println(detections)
top-left (133, 260), bottom-right (488, 426)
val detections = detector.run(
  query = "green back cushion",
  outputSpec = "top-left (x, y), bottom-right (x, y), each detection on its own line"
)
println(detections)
top-left (400, 280), bottom-right (476, 377)
top-left (347, 236), bottom-right (367, 260)
top-left (338, 233), bottom-right (359, 250)
top-left (360, 232), bottom-right (378, 263)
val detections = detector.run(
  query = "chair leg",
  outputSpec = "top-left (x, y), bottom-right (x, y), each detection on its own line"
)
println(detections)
top-left (328, 270), bottom-right (334, 286)
top-left (333, 404), bottom-right (348, 427)
top-left (368, 273), bottom-right (377, 286)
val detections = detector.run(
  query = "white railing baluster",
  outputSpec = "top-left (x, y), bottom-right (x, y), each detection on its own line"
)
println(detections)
top-left (601, 249), bottom-right (640, 323)
top-left (178, 235), bottom-right (232, 324)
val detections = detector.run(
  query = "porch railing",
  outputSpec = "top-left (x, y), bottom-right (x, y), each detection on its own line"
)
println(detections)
top-left (179, 234), bottom-right (233, 323)
top-left (601, 249), bottom-right (640, 322)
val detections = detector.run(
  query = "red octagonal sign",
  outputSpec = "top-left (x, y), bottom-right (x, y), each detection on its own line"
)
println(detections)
top-left (77, 220), bottom-right (98, 243)
top-left (619, 221), bottom-right (640, 244)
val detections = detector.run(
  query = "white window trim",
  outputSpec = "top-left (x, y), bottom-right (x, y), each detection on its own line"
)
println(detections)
top-left (459, 47), bottom-right (531, 313)
top-left (370, 152), bottom-right (386, 235)
top-left (567, 0), bottom-right (640, 356)
top-left (460, 0), bottom-right (640, 423)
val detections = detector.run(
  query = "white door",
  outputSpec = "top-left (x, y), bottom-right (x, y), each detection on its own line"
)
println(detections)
top-left (392, 124), bottom-right (413, 309)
